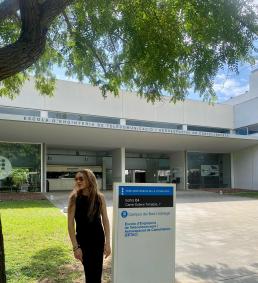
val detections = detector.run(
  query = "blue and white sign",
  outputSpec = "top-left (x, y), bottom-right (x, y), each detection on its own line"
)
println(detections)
top-left (112, 183), bottom-right (176, 283)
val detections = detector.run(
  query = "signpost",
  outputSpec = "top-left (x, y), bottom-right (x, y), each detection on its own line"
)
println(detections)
top-left (112, 183), bottom-right (176, 283)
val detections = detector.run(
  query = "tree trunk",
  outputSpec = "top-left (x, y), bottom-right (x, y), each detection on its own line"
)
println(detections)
top-left (0, 0), bottom-right (19, 22)
top-left (0, 0), bottom-right (47, 81)
top-left (0, 0), bottom-right (75, 81)
top-left (0, 215), bottom-right (6, 283)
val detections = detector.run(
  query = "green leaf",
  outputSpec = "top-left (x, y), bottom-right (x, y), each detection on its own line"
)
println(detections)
top-left (0, 0), bottom-right (257, 102)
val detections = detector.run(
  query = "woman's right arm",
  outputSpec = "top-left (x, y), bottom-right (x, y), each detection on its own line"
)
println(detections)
top-left (68, 197), bottom-right (83, 262)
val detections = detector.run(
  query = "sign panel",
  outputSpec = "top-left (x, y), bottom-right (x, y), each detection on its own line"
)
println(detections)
top-left (112, 183), bottom-right (176, 283)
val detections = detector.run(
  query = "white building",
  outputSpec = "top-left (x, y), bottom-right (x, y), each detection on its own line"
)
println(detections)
top-left (1, 70), bottom-right (258, 192)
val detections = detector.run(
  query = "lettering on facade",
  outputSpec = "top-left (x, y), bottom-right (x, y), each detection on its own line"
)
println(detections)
top-left (7, 114), bottom-right (230, 138)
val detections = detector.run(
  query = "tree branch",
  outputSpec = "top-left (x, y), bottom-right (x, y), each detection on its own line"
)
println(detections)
top-left (0, 0), bottom-right (77, 81)
top-left (63, 11), bottom-right (108, 75)
top-left (0, 0), bottom-right (46, 81)
top-left (40, 0), bottom-right (75, 29)
top-left (0, 0), bottom-right (19, 22)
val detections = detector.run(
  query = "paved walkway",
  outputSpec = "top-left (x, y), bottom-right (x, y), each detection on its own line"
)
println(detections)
top-left (45, 190), bottom-right (258, 283)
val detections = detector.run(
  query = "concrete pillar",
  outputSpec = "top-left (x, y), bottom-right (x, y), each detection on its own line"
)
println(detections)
top-left (120, 118), bottom-right (126, 125)
top-left (182, 124), bottom-right (188, 131)
top-left (112, 147), bottom-right (125, 183)
top-left (132, 170), bottom-right (136, 183)
top-left (40, 110), bottom-right (48, 118)
top-left (230, 153), bottom-right (235, 188)
top-left (102, 159), bottom-right (107, 191)
top-left (169, 151), bottom-right (187, 190)
top-left (41, 143), bottom-right (47, 193)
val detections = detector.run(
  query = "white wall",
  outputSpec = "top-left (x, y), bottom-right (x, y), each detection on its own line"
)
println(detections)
top-left (0, 78), bottom-right (234, 129)
top-left (234, 98), bottom-right (258, 128)
top-left (232, 145), bottom-right (258, 190)
top-left (183, 100), bottom-right (233, 129)
top-left (224, 92), bottom-right (250, 105)
top-left (0, 79), bottom-right (46, 109)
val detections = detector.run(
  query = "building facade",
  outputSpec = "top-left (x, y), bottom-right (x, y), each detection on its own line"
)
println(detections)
top-left (1, 70), bottom-right (258, 192)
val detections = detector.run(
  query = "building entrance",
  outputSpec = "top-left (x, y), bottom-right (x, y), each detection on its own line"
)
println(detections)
top-left (47, 165), bottom-right (103, 191)
top-left (187, 152), bottom-right (231, 189)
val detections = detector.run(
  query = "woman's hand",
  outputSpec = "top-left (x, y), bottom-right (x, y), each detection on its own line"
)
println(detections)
top-left (74, 247), bottom-right (83, 262)
top-left (104, 243), bottom-right (111, 258)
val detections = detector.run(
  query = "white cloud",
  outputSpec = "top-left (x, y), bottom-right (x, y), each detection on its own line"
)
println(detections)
top-left (187, 74), bottom-right (249, 102)
top-left (213, 77), bottom-right (249, 101)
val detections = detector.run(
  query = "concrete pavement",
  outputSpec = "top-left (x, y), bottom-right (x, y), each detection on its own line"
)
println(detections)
top-left (45, 190), bottom-right (258, 283)
top-left (175, 191), bottom-right (258, 282)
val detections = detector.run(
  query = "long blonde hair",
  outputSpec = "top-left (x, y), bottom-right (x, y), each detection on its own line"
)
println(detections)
top-left (69, 169), bottom-right (102, 219)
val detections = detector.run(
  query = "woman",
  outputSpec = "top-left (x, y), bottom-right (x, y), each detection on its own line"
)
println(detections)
top-left (68, 169), bottom-right (111, 283)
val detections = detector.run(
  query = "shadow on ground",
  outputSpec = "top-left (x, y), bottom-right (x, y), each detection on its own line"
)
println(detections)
top-left (176, 263), bottom-right (258, 283)
top-left (14, 247), bottom-right (82, 283)
top-left (13, 246), bottom-right (112, 283)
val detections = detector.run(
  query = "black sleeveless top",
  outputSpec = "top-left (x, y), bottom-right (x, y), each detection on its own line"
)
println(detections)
top-left (74, 195), bottom-right (104, 244)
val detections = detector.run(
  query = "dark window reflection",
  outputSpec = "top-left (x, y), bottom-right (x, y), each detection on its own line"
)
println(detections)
top-left (187, 152), bottom-right (231, 189)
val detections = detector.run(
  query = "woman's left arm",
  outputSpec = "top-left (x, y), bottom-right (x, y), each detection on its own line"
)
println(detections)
top-left (100, 194), bottom-right (111, 258)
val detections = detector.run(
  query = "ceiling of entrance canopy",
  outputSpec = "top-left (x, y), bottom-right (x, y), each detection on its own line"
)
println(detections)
top-left (0, 120), bottom-right (257, 153)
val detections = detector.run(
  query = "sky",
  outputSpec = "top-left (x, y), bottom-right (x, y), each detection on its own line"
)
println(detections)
top-left (188, 63), bottom-right (257, 102)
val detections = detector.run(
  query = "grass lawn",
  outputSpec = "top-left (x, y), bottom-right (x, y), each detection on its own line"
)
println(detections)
top-left (230, 191), bottom-right (258, 199)
top-left (0, 200), bottom-right (83, 283)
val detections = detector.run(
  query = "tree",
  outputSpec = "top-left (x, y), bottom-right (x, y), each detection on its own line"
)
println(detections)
top-left (11, 168), bottom-right (29, 191)
top-left (0, 0), bottom-right (257, 102)
top-left (0, 216), bottom-right (6, 283)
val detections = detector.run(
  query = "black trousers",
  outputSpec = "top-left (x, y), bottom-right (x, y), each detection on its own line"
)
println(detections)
top-left (81, 242), bottom-right (104, 283)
